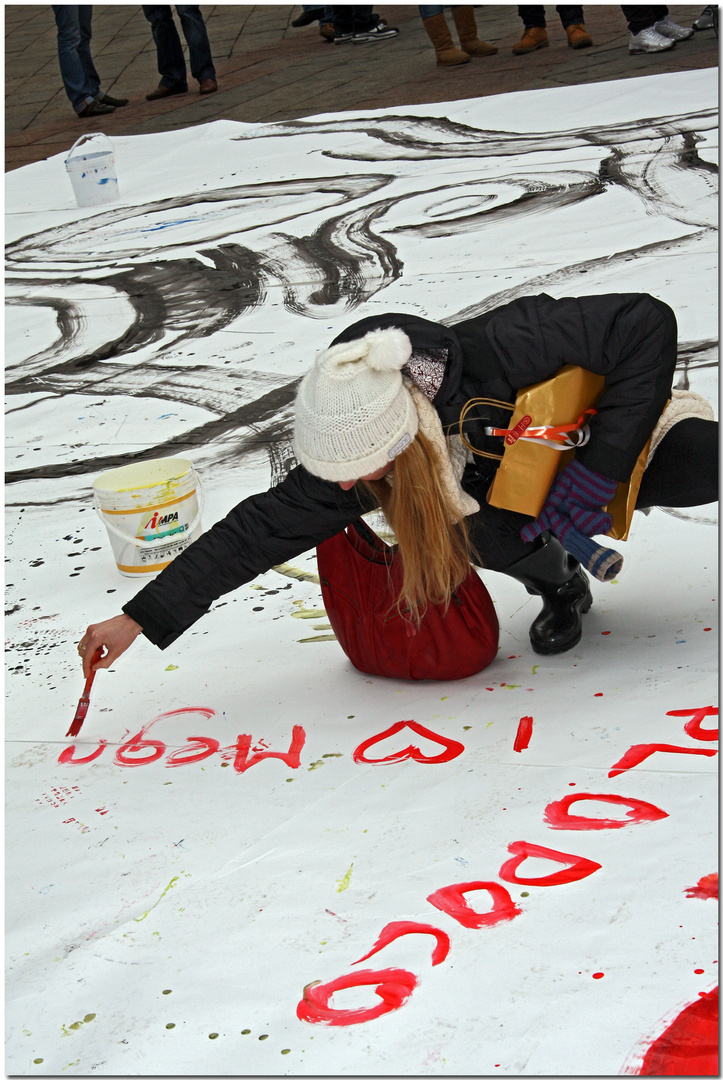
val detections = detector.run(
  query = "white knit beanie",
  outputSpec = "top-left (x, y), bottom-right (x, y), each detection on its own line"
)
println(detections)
top-left (293, 327), bottom-right (419, 482)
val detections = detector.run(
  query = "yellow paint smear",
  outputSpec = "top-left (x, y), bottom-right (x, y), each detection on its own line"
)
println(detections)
top-left (134, 876), bottom-right (180, 922)
top-left (290, 602), bottom-right (327, 620)
top-left (272, 562), bottom-right (320, 584)
top-left (336, 863), bottom-right (354, 892)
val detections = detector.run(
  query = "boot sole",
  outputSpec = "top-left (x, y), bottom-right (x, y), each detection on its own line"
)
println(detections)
top-left (512, 39), bottom-right (549, 53)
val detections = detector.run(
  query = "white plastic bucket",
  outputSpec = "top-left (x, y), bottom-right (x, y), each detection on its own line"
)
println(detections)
top-left (93, 458), bottom-right (204, 578)
top-left (65, 132), bottom-right (119, 207)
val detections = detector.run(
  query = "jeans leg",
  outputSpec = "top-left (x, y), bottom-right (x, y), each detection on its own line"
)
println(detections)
top-left (142, 5), bottom-right (188, 89)
top-left (175, 6), bottom-right (216, 82)
top-left (418, 5), bottom-right (445, 16)
top-left (52, 5), bottom-right (96, 112)
top-left (77, 6), bottom-right (101, 99)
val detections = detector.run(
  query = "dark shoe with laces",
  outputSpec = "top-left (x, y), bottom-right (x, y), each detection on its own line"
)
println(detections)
top-left (78, 100), bottom-right (115, 117)
top-left (352, 21), bottom-right (399, 41)
top-left (146, 83), bottom-right (187, 100)
top-left (505, 533), bottom-right (593, 655)
top-left (98, 92), bottom-right (128, 107)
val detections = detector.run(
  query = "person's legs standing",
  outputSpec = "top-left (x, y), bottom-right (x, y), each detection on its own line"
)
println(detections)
top-left (623, 5), bottom-right (692, 51)
top-left (556, 5), bottom-right (593, 46)
top-left (621, 5), bottom-right (669, 34)
top-left (333, 6), bottom-right (398, 43)
top-left (143, 5), bottom-right (188, 91)
top-left (419, 5), bottom-right (471, 65)
top-left (513, 5), bottom-right (549, 52)
top-left (517, 5), bottom-right (546, 27)
top-left (52, 5), bottom-right (100, 113)
top-left (175, 6), bottom-right (216, 83)
top-left (76, 6), bottom-right (101, 98)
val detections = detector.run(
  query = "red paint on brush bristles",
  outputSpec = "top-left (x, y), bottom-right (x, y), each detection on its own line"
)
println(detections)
top-left (66, 647), bottom-right (104, 737)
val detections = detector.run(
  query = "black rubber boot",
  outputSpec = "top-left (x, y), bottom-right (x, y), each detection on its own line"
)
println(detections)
top-left (504, 533), bottom-right (592, 655)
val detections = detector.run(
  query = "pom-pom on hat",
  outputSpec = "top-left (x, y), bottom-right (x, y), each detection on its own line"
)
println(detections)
top-left (294, 327), bottom-right (418, 482)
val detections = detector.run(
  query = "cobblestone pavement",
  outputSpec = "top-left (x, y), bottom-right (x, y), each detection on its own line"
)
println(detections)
top-left (5, 5), bottom-right (718, 171)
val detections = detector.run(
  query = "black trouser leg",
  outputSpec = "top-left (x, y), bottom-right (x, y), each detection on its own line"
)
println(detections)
top-left (620, 5), bottom-right (669, 33)
top-left (556, 5), bottom-right (584, 28)
top-left (517, 6), bottom-right (547, 28)
top-left (637, 418), bottom-right (719, 508)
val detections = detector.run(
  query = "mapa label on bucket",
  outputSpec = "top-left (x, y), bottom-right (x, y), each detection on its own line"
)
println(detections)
top-left (140, 509), bottom-right (186, 540)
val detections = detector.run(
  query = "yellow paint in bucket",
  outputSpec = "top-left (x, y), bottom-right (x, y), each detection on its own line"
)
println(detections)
top-left (93, 458), bottom-right (203, 577)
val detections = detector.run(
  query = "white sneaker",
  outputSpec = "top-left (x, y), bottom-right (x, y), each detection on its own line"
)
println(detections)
top-left (629, 26), bottom-right (676, 52)
top-left (352, 22), bottom-right (399, 42)
top-left (654, 14), bottom-right (694, 39)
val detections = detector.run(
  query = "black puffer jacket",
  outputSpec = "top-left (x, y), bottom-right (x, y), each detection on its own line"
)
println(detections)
top-left (123, 293), bottom-right (676, 649)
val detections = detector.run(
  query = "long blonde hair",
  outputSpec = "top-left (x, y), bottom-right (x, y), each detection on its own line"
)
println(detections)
top-left (361, 429), bottom-right (477, 624)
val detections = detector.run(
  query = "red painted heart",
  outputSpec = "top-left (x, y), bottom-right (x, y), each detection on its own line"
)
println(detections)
top-left (352, 720), bottom-right (465, 765)
top-left (499, 840), bottom-right (601, 886)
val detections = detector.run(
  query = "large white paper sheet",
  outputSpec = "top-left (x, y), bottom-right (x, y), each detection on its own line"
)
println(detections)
top-left (5, 68), bottom-right (718, 1076)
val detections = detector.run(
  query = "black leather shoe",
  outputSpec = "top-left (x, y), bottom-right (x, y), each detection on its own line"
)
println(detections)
top-left (78, 100), bottom-right (115, 117)
top-left (145, 84), bottom-right (187, 101)
top-left (505, 533), bottom-right (593, 655)
top-left (99, 93), bottom-right (128, 107)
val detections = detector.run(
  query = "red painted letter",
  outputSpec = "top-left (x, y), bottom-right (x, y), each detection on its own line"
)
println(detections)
top-left (297, 968), bottom-right (418, 1026)
top-left (115, 733), bottom-right (166, 767)
top-left (351, 922), bottom-right (450, 967)
top-left (666, 707), bottom-right (719, 742)
top-left (608, 743), bottom-right (717, 778)
top-left (165, 737), bottom-right (220, 767)
top-left (544, 792), bottom-right (669, 830)
top-left (353, 720), bottom-right (464, 765)
top-left (513, 716), bottom-right (533, 752)
top-left (58, 740), bottom-right (107, 765)
top-left (426, 881), bottom-right (522, 928)
top-left (499, 841), bottom-right (601, 886)
top-left (232, 725), bottom-right (305, 772)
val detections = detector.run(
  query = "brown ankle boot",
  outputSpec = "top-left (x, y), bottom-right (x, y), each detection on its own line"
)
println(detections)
top-left (450, 6), bottom-right (498, 57)
top-left (422, 12), bottom-right (470, 65)
top-left (512, 26), bottom-right (549, 54)
top-left (566, 23), bottom-right (593, 48)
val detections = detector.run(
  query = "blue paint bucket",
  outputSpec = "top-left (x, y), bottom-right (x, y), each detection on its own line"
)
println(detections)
top-left (65, 132), bottom-right (119, 208)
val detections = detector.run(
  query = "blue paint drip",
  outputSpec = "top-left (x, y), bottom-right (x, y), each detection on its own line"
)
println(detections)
top-left (141, 218), bottom-right (196, 233)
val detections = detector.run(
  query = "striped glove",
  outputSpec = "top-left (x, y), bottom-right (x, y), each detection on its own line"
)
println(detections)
top-left (521, 460), bottom-right (618, 545)
top-left (521, 460), bottom-right (623, 582)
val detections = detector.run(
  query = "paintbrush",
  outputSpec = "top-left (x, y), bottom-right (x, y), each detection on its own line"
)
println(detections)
top-left (66, 647), bottom-right (104, 738)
